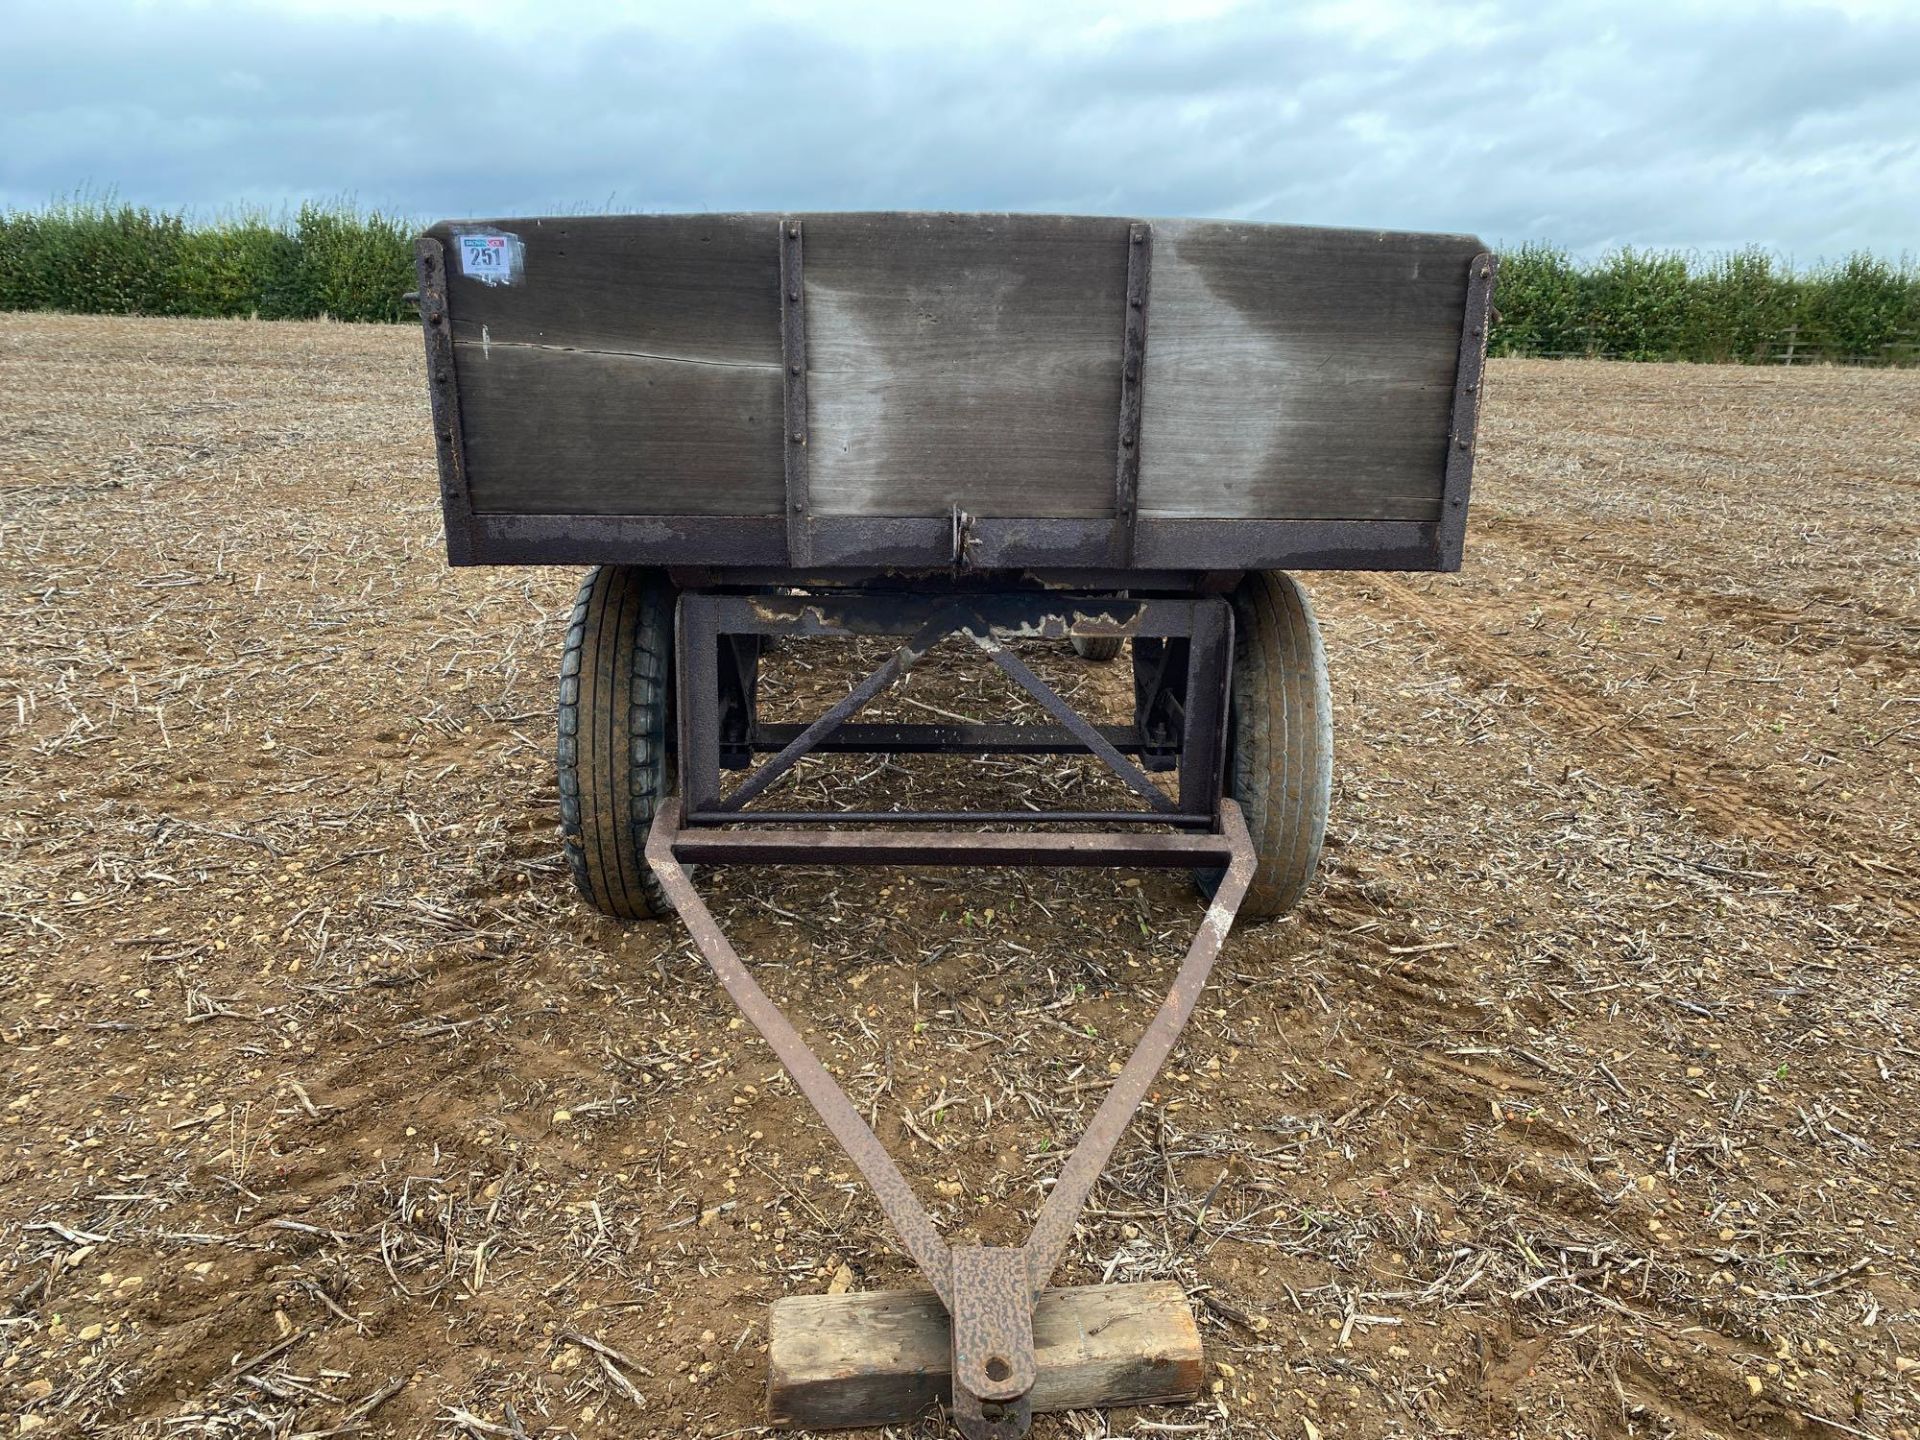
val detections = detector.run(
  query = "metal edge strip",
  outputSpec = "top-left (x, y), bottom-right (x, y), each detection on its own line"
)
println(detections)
top-left (1111, 223), bottom-right (1152, 566)
top-left (415, 237), bottom-right (478, 566)
top-left (461, 514), bottom-right (1445, 571)
top-left (1437, 252), bottom-right (1497, 572)
top-left (780, 218), bottom-right (812, 566)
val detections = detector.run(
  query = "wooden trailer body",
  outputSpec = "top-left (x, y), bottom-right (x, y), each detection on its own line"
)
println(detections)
top-left (417, 212), bottom-right (1493, 578)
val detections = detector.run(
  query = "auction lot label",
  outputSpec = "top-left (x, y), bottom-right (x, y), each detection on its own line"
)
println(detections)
top-left (456, 232), bottom-right (524, 286)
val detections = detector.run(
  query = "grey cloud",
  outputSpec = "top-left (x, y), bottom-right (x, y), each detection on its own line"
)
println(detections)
top-left (1, 1), bottom-right (1913, 259)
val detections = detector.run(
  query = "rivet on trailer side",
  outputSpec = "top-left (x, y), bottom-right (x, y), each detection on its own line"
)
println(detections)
top-left (412, 212), bottom-right (1495, 1438)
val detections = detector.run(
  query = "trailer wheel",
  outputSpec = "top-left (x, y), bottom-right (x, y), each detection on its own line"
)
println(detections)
top-left (1070, 635), bottom-right (1125, 662)
top-left (1211, 571), bottom-right (1331, 919)
top-left (557, 566), bottom-right (676, 921)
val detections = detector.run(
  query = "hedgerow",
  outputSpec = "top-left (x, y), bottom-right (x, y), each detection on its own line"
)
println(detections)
top-left (2, 197), bottom-right (1914, 360)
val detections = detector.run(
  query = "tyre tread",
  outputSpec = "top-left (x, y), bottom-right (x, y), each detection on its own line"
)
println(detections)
top-left (557, 566), bottom-right (675, 920)
top-left (1226, 571), bottom-right (1332, 919)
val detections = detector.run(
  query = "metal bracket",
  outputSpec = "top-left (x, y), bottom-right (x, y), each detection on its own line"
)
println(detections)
top-left (951, 504), bottom-right (979, 572)
top-left (950, 1246), bottom-right (1036, 1437)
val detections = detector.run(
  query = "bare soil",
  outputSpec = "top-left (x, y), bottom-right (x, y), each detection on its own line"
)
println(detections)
top-left (1, 315), bottom-right (1916, 1440)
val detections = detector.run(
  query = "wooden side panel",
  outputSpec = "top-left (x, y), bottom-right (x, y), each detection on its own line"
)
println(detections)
top-left (1139, 221), bottom-right (1479, 522)
top-left (802, 213), bottom-right (1131, 519)
top-left (767, 1280), bottom-right (1203, 1429)
top-left (427, 214), bottom-right (785, 516)
top-left (453, 344), bottom-right (784, 516)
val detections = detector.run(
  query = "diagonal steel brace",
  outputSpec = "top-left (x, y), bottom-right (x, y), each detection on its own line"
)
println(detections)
top-left (645, 800), bottom-right (1255, 1437)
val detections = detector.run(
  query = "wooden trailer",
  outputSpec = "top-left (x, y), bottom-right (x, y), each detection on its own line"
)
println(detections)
top-left (414, 212), bottom-right (1493, 1438)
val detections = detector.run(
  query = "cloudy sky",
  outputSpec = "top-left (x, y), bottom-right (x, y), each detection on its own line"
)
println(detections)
top-left (3, 0), bottom-right (1914, 259)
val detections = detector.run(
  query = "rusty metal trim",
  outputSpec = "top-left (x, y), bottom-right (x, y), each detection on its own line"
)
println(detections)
top-left (671, 825), bottom-right (1234, 867)
top-left (415, 237), bottom-right (478, 566)
top-left (677, 591), bottom-right (1231, 830)
top-left (1111, 223), bottom-right (1151, 566)
top-left (951, 1246), bottom-right (1036, 1437)
top-left (712, 606), bottom-right (967, 812)
top-left (1437, 252), bottom-right (1497, 572)
top-left (1022, 800), bottom-right (1252, 1292)
top-left (645, 797), bottom-right (957, 1308)
top-left (698, 592), bottom-right (1159, 640)
top-left (747, 720), bottom-right (1151, 756)
top-left (683, 809), bottom-right (1214, 829)
top-left (951, 1247), bottom-right (1036, 1402)
top-left (456, 512), bottom-right (1447, 573)
top-left (1176, 597), bottom-right (1233, 817)
top-left (964, 625), bottom-right (1177, 814)
top-left (780, 219), bottom-right (812, 567)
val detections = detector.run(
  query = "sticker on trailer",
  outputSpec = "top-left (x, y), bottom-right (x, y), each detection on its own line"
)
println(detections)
top-left (455, 231), bottom-right (524, 286)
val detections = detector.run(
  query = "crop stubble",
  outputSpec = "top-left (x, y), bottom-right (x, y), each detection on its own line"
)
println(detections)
top-left (0, 317), bottom-right (1916, 1438)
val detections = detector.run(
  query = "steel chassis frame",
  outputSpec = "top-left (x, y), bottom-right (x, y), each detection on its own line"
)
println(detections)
top-left (647, 588), bottom-right (1250, 1436)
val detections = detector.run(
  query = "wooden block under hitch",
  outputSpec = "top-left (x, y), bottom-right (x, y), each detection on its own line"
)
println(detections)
top-left (768, 1279), bottom-right (1204, 1430)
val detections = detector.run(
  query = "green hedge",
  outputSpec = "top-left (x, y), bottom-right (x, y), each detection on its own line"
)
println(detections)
top-left (1492, 242), bottom-right (1919, 362)
top-left (2, 198), bottom-right (1915, 361)
top-left (0, 198), bottom-right (414, 323)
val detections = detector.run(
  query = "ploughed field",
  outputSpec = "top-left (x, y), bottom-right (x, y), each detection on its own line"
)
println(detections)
top-left (1, 314), bottom-right (1915, 1440)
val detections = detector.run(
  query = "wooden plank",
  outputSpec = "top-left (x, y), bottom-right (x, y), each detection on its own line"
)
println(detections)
top-left (428, 213), bottom-right (785, 517)
top-left (425, 213), bottom-right (780, 363)
top-left (454, 343), bottom-right (784, 516)
top-left (1139, 220), bottom-right (1481, 522)
top-left (802, 213), bottom-right (1131, 519)
top-left (424, 210), bottom-right (1485, 537)
top-left (767, 1280), bottom-right (1202, 1430)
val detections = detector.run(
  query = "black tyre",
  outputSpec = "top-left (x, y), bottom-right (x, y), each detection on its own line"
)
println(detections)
top-left (1214, 571), bottom-right (1332, 919)
top-left (1071, 634), bottom-right (1126, 662)
top-left (557, 566), bottom-right (676, 920)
